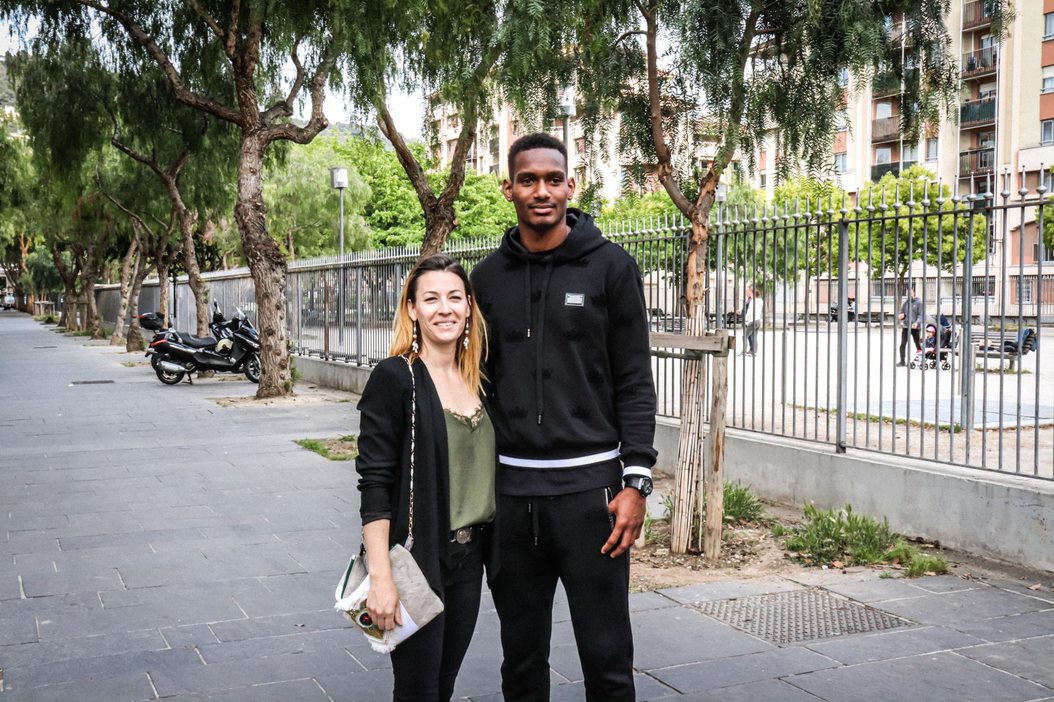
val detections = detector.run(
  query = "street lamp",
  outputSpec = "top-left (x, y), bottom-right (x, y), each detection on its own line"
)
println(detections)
top-left (330, 167), bottom-right (348, 346)
top-left (558, 86), bottom-right (576, 158)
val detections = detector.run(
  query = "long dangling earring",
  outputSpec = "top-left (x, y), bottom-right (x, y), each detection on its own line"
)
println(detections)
top-left (463, 321), bottom-right (470, 350)
top-left (412, 322), bottom-right (420, 354)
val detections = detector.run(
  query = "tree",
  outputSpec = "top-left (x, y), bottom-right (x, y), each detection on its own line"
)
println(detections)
top-left (2, 1), bottom-right (352, 397)
top-left (0, 117), bottom-right (32, 308)
top-left (264, 137), bottom-right (371, 259)
top-left (342, 0), bottom-right (505, 256)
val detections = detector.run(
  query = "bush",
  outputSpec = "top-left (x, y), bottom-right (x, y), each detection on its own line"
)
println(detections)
top-left (721, 482), bottom-right (766, 523)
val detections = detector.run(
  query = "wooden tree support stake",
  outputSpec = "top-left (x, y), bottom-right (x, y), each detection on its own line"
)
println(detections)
top-left (653, 330), bottom-right (732, 560)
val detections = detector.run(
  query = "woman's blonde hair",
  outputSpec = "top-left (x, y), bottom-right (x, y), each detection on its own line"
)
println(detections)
top-left (390, 254), bottom-right (488, 393)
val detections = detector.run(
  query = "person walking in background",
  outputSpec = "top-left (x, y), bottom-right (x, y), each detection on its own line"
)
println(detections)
top-left (741, 286), bottom-right (763, 356)
top-left (471, 132), bottom-right (657, 702)
top-left (897, 287), bottom-right (923, 367)
top-left (355, 254), bottom-right (496, 702)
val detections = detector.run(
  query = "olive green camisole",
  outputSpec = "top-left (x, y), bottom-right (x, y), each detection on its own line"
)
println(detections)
top-left (444, 405), bottom-right (496, 530)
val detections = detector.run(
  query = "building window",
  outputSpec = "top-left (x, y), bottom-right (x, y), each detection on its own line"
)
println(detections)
top-left (1044, 67), bottom-right (1054, 94)
top-left (979, 82), bottom-right (997, 100)
top-left (875, 102), bottom-right (893, 119)
top-left (834, 111), bottom-right (848, 132)
top-left (834, 152), bottom-right (847, 173)
top-left (759, 174), bottom-right (767, 189)
top-left (1017, 277), bottom-right (1034, 305)
top-left (1043, 119), bottom-right (1054, 145)
top-left (1045, 12), bottom-right (1054, 40)
top-left (926, 138), bottom-right (939, 161)
top-left (903, 143), bottom-right (918, 163)
top-left (837, 67), bottom-right (849, 87)
top-left (875, 146), bottom-right (892, 164)
top-left (1034, 243), bottom-right (1054, 262)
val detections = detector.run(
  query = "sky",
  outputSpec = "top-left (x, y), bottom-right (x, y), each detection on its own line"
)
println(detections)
top-left (0, 20), bottom-right (427, 141)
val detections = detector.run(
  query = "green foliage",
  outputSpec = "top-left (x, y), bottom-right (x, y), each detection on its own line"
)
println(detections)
top-left (782, 503), bottom-right (948, 577)
top-left (449, 171), bottom-right (516, 241)
top-left (265, 137), bottom-right (372, 258)
top-left (854, 165), bottom-right (987, 278)
top-left (24, 245), bottom-right (63, 295)
top-left (720, 482), bottom-right (765, 524)
top-left (294, 436), bottom-right (359, 461)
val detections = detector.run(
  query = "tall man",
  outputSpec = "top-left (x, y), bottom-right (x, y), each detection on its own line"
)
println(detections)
top-left (897, 287), bottom-right (923, 367)
top-left (471, 133), bottom-right (657, 702)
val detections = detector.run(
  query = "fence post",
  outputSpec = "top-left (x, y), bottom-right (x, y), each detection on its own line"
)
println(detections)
top-left (356, 268), bottom-right (364, 364)
top-left (703, 333), bottom-right (729, 562)
top-left (960, 217), bottom-right (975, 433)
top-left (836, 217), bottom-right (849, 453)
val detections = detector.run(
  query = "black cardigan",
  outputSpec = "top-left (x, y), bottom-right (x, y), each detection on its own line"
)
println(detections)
top-left (355, 355), bottom-right (498, 595)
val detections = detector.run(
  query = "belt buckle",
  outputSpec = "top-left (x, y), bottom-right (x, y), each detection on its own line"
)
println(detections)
top-left (453, 527), bottom-right (472, 544)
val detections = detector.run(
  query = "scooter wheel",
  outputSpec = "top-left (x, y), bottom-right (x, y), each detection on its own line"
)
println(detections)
top-left (155, 365), bottom-right (186, 385)
top-left (150, 354), bottom-right (162, 371)
top-left (244, 352), bottom-right (261, 384)
top-left (941, 361), bottom-right (951, 370)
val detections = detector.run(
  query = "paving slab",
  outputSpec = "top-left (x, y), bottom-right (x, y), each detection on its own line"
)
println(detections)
top-left (648, 647), bottom-right (837, 694)
top-left (786, 651), bottom-right (1054, 702)
top-left (957, 635), bottom-right (1054, 690)
top-left (804, 625), bottom-right (987, 665)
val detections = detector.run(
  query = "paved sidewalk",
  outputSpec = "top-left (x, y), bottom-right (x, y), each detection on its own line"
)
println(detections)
top-left (1, 309), bottom-right (1053, 702)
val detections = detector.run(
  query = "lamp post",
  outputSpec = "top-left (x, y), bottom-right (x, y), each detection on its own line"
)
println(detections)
top-left (558, 86), bottom-right (576, 160)
top-left (330, 167), bottom-right (348, 346)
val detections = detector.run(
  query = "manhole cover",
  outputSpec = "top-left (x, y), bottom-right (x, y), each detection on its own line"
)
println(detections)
top-left (70, 380), bottom-right (115, 385)
top-left (697, 588), bottom-right (911, 645)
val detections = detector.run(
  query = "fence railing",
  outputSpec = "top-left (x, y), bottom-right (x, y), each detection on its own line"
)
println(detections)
top-left (962, 46), bottom-right (998, 77)
top-left (96, 194), bottom-right (1053, 481)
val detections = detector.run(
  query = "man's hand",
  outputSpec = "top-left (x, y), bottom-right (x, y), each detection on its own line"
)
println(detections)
top-left (601, 488), bottom-right (646, 558)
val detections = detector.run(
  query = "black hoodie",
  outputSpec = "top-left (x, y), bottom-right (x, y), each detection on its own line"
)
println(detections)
top-left (471, 208), bottom-right (658, 496)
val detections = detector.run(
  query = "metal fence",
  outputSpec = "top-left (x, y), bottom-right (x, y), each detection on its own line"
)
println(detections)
top-left (96, 192), bottom-right (1052, 480)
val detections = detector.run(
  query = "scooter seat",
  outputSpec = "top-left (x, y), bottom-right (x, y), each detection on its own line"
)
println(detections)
top-left (179, 333), bottom-right (218, 348)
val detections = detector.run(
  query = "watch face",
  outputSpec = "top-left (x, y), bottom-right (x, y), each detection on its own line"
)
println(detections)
top-left (639, 479), bottom-right (654, 496)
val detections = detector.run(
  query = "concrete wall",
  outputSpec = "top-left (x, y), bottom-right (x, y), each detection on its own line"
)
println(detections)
top-left (294, 355), bottom-right (374, 396)
top-left (656, 419), bottom-right (1054, 573)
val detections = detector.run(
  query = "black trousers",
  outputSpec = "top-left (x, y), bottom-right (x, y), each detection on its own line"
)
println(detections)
top-left (491, 485), bottom-right (634, 702)
top-left (899, 326), bottom-right (922, 363)
top-left (390, 537), bottom-right (484, 702)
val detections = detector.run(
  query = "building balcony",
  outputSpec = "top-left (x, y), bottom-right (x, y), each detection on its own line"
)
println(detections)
top-left (871, 162), bottom-right (900, 181)
top-left (960, 97), bottom-right (996, 127)
top-left (962, 0), bottom-right (993, 30)
top-left (872, 116), bottom-right (900, 143)
top-left (962, 46), bottom-right (997, 79)
top-left (959, 147), bottom-right (995, 177)
top-left (872, 70), bottom-right (901, 97)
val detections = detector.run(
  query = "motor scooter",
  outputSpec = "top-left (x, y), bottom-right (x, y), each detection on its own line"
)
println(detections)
top-left (144, 304), bottom-right (261, 385)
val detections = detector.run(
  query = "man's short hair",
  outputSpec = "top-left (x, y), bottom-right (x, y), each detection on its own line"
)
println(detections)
top-left (508, 132), bottom-right (567, 177)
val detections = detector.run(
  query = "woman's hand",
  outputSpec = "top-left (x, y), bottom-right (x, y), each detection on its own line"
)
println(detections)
top-left (366, 574), bottom-right (403, 631)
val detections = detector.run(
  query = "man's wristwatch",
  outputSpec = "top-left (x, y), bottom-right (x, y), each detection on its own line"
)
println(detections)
top-left (624, 476), bottom-right (653, 497)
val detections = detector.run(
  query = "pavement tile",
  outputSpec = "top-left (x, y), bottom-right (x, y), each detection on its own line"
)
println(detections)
top-left (0, 573), bottom-right (21, 601)
top-left (805, 625), bottom-right (987, 665)
top-left (0, 629), bottom-right (167, 669)
top-left (314, 668), bottom-right (395, 701)
top-left (987, 579), bottom-right (1054, 605)
top-left (875, 587), bottom-right (1052, 626)
top-left (0, 613), bottom-right (38, 645)
top-left (819, 578), bottom-right (929, 603)
top-left (19, 565), bottom-right (125, 598)
top-left (6, 646), bottom-right (200, 690)
top-left (786, 651), bottom-right (1052, 702)
top-left (659, 579), bottom-right (802, 605)
top-left (0, 672), bottom-right (156, 702)
top-left (195, 628), bottom-right (351, 664)
top-left (57, 527), bottom-right (206, 552)
top-left (233, 571), bottom-right (341, 617)
top-left (949, 608), bottom-right (1054, 643)
top-left (149, 647), bottom-right (357, 697)
top-left (158, 678), bottom-right (332, 702)
top-left (649, 647), bottom-right (837, 694)
top-left (648, 679), bottom-right (826, 701)
top-left (158, 623), bottom-right (220, 649)
top-left (957, 635), bottom-right (1054, 689)
top-left (632, 608), bottom-right (773, 669)
top-left (906, 575), bottom-right (986, 594)
top-left (207, 609), bottom-right (346, 642)
top-left (467, 673), bottom-right (676, 702)
top-left (629, 591), bottom-right (679, 612)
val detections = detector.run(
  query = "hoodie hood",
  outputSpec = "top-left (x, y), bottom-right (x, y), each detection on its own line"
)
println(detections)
top-left (498, 208), bottom-right (607, 262)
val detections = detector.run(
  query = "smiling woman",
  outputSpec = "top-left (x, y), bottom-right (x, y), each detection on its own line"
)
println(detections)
top-left (353, 253), bottom-right (496, 701)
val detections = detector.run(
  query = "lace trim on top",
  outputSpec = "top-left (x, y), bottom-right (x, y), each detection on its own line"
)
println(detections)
top-left (444, 404), bottom-right (485, 429)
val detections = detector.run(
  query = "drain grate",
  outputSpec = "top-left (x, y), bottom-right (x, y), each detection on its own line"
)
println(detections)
top-left (33, 345), bottom-right (57, 349)
top-left (70, 380), bottom-right (115, 385)
top-left (697, 588), bottom-right (911, 645)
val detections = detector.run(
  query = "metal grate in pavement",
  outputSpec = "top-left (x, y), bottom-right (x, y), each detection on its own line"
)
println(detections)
top-left (697, 588), bottom-right (912, 645)
top-left (70, 380), bottom-right (115, 385)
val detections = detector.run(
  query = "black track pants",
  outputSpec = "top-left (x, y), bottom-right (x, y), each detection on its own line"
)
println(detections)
top-left (390, 538), bottom-right (484, 702)
top-left (491, 485), bottom-right (634, 702)
top-left (900, 326), bottom-right (922, 363)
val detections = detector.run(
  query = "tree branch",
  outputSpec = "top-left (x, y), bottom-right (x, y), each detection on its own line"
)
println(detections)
top-left (263, 37), bottom-right (338, 143)
top-left (187, 0), bottom-right (226, 47)
top-left (376, 100), bottom-right (438, 213)
top-left (73, 0), bottom-right (243, 125)
top-left (614, 30), bottom-right (646, 45)
top-left (640, 1), bottom-right (693, 216)
top-left (226, 0), bottom-right (241, 59)
top-left (261, 35), bottom-right (306, 123)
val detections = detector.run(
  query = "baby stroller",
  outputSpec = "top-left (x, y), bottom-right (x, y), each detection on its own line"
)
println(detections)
top-left (909, 322), bottom-right (954, 370)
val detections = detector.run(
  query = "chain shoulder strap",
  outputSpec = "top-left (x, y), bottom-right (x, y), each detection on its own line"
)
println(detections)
top-left (404, 355), bottom-right (417, 549)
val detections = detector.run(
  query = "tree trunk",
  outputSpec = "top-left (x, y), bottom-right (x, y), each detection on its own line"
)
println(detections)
top-left (169, 185), bottom-right (210, 336)
top-left (81, 265), bottom-right (103, 339)
top-left (126, 255), bottom-right (150, 352)
top-left (110, 237), bottom-right (139, 345)
top-left (235, 134), bottom-right (292, 398)
top-left (156, 263), bottom-right (171, 329)
top-left (421, 203), bottom-right (458, 259)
